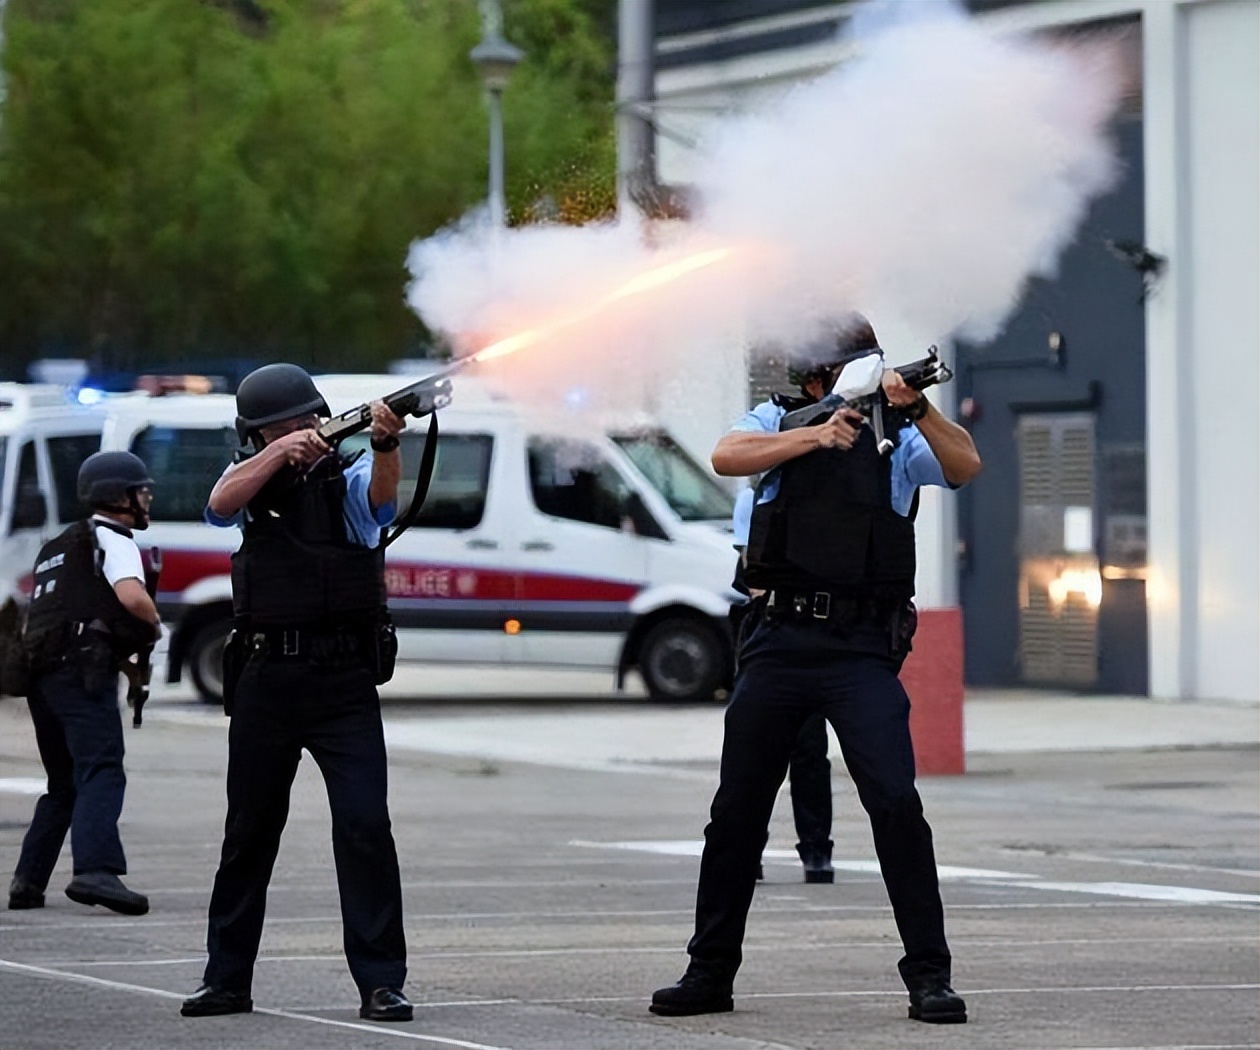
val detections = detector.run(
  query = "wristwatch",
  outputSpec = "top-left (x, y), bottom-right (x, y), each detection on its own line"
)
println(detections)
top-left (370, 434), bottom-right (400, 453)
top-left (904, 394), bottom-right (929, 422)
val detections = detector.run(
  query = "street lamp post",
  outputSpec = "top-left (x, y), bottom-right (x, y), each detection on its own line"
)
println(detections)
top-left (469, 0), bottom-right (523, 229)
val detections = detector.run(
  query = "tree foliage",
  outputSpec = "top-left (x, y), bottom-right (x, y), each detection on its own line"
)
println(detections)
top-left (0, 0), bottom-right (615, 375)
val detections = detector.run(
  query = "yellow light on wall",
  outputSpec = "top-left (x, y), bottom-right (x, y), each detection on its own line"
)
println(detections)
top-left (1047, 568), bottom-right (1103, 609)
top-left (504, 619), bottom-right (522, 635)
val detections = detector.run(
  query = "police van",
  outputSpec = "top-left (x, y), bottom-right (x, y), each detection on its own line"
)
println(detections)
top-left (94, 375), bottom-right (739, 703)
top-left (0, 384), bottom-right (106, 604)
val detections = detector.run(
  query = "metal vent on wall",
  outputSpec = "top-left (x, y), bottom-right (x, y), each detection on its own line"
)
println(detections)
top-left (1017, 413), bottom-right (1099, 687)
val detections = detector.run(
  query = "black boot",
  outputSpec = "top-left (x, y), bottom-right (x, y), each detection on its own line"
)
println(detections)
top-left (650, 970), bottom-right (734, 1017)
top-left (360, 987), bottom-right (413, 1022)
top-left (181, 984), bottom-right (253, 1017)
top-left (8, 875), bottom-right (45, 910)
top-left (798, 843), bottom-right (834, 884)
top-left (908, 977), bottom-right (967, 1024)
top-left (65, 872), bottom-right (149, 916)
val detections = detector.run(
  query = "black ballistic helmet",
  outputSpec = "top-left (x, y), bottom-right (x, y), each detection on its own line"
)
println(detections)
top-left (786, 315), bottom-right (881, 390)
top-left (234, 363), bottom-right (330, 444)
top-left (77, 451), bottom-right (154, 507)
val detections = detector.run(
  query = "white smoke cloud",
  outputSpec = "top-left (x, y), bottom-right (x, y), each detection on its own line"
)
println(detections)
top-left (404, 0), bottom-right (1126, 411)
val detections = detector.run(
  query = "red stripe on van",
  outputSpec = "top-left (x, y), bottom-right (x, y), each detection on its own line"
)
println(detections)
top-left (150, 552), bottom-right (643, 605)
top-left (158, 550), bottom-right (233, 593)
top-left (517, 573), bottom-right (640, 602)
top-left (384, 563), bottom-right (640, 603)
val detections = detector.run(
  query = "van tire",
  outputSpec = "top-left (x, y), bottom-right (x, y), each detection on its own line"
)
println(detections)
top-left (638, 617), bottom-right (724, 702)
top-left (188, 618), bottom-right (231, 705)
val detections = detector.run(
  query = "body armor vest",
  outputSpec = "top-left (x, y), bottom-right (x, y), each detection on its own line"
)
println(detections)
top-left (745, 402), bottom-right (917, 599)
top-left (231, 454), bottom-right (385, 626)
top-left (23, 519), bottom-right (157, 665)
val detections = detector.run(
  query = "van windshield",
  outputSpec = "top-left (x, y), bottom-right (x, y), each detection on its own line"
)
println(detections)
top-left (612, 430), bottom-right (734, 522)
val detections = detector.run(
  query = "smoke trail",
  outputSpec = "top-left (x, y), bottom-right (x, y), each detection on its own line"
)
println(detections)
top-left (404, 0), bottom-right (1126, 409)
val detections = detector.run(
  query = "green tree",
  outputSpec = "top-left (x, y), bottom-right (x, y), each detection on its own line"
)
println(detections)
top-left (0, 0), bottom-right (615, 376)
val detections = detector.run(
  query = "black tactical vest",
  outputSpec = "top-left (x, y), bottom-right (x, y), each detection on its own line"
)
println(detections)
top-left (230, 454), bottom-right (385, 626)
top-left (23, 519), bottom-right (157, 665)
top-left (745, 406), bottom-right (918, 599)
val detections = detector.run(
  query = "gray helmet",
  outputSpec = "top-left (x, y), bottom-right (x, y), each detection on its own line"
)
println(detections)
top-left (786, 315), bottom-right (881, 389)
top-left (234, 363), bottom-right (329, 443)
top-left (77, 451), bottom-right (154, 508)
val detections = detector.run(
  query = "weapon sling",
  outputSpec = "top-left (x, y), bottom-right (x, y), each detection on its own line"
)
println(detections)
top-left (382, 411), bottom-right (439, 548)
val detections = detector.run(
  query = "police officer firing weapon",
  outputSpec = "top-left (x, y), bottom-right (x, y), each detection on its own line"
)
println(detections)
top-left (181, 364), bottom-right (416, 1023)
top-left (651, 315), bottom-right (982, 1025)
top-left (9, 452), bottom-right (160, 916)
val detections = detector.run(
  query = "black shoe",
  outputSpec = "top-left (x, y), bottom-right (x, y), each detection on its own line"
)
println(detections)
top-left (360, 987), bottom-right (413, 1022)
top-left (64, 872), bottom-right (149, 916)
top-left (650, 971), bottom-right (734, 1017)
top-left (802, 856), bottom-right (834, 884)
top-left (908, 978), bottom-right (967, 1024)
top-left (8, 875), bottom-right (45, 910)
top-left (181, 984), bottom-right (253, 1017)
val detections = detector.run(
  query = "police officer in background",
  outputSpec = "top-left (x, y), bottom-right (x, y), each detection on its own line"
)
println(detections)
top-left (731, 487), bottom-right (835, 884)
top-left (9, 452), bottom-right (160, 916)
top-left (181, 364), bottom-right (412, 1023)
top-left (652, 316), bottom-right (982, 1025)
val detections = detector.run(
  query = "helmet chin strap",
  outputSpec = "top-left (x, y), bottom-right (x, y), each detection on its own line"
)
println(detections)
top-left (127, 491), bottom-right (151, 531)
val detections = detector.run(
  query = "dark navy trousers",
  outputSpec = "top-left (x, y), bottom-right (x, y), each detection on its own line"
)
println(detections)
top-left (789, 714), bottom-right (832, 859)
top-left (687, 614), bottom-right (952, 988)
top-left (14, 663), bottom-right (129, 888)
top-left (202, 651), bottom-right (406, 997)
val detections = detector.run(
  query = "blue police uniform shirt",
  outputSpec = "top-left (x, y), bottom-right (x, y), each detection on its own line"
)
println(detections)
top-left (731, 400), bottom-right (950, 518)
top-left (732, 486), bottom-right (755, 547)
top-left (205, 454), bottom-right (396, 545)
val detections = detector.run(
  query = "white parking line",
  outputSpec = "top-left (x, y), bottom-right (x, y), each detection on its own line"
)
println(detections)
top-left (0, 777), bottom-right (47, 795)
top-left (38, 934), bottom-right (1260, 971)
top-left (572, 840), bottom-right (1260, 906)
top-left (0, 959), bottom-right (511, 1050)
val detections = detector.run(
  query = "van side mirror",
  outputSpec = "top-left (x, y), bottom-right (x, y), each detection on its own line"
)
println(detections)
top-left (624, 491), bottom-right (668, 541)
top-left (12, 487), bottom-right (48, 529)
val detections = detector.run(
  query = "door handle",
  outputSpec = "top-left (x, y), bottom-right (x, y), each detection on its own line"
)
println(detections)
top-left (521, 540), bottom-right (555, 552)
top-left (465, 538), bottom-right (499, 550)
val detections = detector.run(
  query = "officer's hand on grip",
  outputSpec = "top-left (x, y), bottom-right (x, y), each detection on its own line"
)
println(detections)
top-left (273, 427), bottom-right (331, 469)
top-left (815, 407), bottom-right (864, 451)
top-left (368, 400), bottom-right (406, 448)
top-left (880, 369), bottom-right (922, 409)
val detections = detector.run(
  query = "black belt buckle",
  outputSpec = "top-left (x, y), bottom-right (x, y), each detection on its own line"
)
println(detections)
top-left (282, 629), bottom-right (300, 657)
top-left (811, 592), bottom-right (831, 620)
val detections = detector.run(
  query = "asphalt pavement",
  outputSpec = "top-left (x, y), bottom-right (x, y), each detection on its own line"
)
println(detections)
top-left (0, 669), bottom-right (1256, 1050)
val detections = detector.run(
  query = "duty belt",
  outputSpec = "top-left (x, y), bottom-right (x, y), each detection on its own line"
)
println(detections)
top-left (250, 625), bottom-right (363, 660)
top-left (764, 590), bottom-right (900, 625)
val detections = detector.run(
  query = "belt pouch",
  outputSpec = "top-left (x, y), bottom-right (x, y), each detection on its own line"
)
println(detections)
top-left (221, 626), bottom-right (249, 716)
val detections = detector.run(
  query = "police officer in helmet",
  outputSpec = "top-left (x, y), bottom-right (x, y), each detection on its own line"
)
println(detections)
top-left (182, 363), bottom-right (413, 1022)
top-left (9, 452), bottom-right (160, 916)
top-left (651, 315), bottom-right (982, 1024)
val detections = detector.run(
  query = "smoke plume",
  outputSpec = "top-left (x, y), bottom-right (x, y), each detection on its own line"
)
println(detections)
top-left (405, 0), bottom-right (1127, 414)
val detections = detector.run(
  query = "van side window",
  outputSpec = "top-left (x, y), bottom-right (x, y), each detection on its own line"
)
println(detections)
top-left (47, 433), bottom-right (102, 522)
top-left (130, 426), bottom-right (240, 522)
top-left (12, 442), bottom-right (47, 529)
top-left (344, 431), bottom-right (493, 530)
top-left (528, 438), bottom-right (634, 532)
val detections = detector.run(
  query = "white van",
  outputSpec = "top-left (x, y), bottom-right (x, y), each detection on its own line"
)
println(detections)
top-left (97, 375), bottom-right (740, 703)
top-left (0, 384), bottom-right (105, 603)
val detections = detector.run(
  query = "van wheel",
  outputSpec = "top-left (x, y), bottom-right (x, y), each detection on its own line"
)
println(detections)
top-left (638, 617), bottom-right (724, 702)
top-left (188, 619), bottom-right (230, 705)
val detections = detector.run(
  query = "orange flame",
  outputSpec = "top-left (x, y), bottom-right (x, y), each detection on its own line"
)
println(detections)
top-left (464, 246), bottom-right (736, 367)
